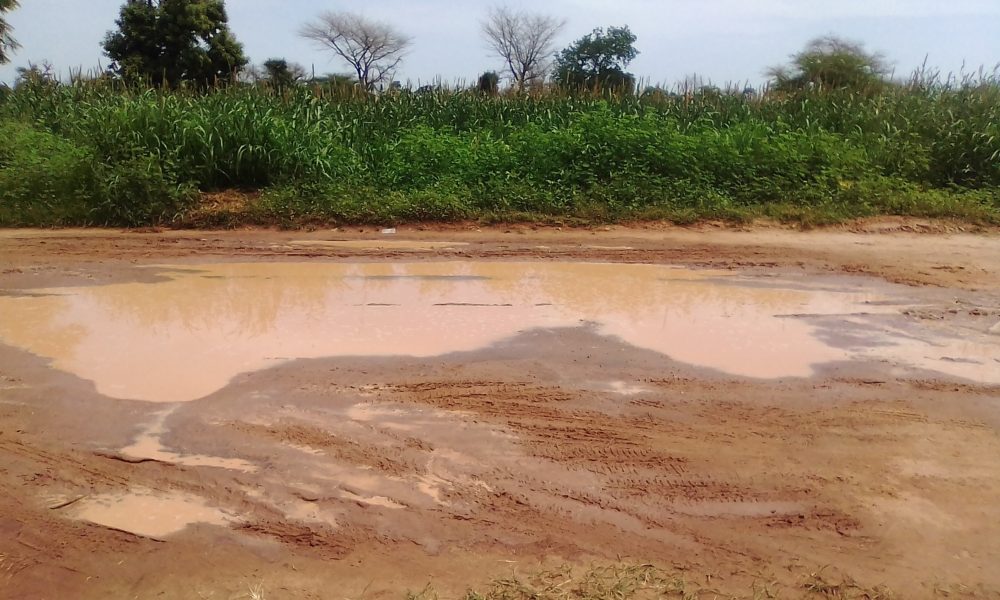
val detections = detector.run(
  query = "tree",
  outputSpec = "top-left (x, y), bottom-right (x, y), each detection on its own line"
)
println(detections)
top-left (300, 12), bottom-right (411, 92)
top-left (310, 72), bottom-right (356, 86)
top-left (482, 6), bottom-right (565, 92)
top-left (477, 71), bottom-right (499, 95)
top-left (261, 58), bottom-right (306, 90)
top-left (767, 35), bottom-right (890, 91)
top-left (102, 0), bottom-right (248, 87)
top-left (554, 26), bottom-right (638, 92)
top-left (0, 0), bottom-right (19, 65)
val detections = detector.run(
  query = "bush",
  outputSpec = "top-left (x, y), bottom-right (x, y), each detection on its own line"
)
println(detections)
top-left (0, 122), bottom-right (193, 226)
top-left (92, 156), bottom-right (195, 226)
top-left (0, 122), bottom-right (98, 225)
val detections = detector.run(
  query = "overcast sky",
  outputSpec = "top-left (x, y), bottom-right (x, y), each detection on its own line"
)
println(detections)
top-left (2, 0), bottom-right (999, 87)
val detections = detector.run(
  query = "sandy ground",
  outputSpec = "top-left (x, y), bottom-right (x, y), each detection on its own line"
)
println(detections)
top-left (1, 222), bottom-right (1000, 599)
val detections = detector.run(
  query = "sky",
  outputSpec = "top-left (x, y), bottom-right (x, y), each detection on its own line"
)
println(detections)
top-left (2, 0), bottom-right (1000, 87)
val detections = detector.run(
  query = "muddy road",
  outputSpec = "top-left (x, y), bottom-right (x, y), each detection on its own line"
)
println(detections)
top-left (1, 223), bottom-right (999, 599)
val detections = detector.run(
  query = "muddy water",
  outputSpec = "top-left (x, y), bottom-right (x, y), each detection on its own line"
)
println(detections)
top-left (68, 489), bottom-right (234, 538)
top-left (0, 262), bottom-right (995, 402)
top-left (120, 409), bottom-right (257, 472)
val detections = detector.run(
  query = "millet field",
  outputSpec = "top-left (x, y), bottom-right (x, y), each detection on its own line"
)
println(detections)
top-left (1, 79), bottom-right (999, 227)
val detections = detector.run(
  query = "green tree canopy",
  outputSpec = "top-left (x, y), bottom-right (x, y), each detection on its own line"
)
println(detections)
top-left (103, 0), bottom-right (248, 87)
top-left (0, 0), bottom-right (20, 65)
top-left (554, 26), bottom-right (638, 92)
top-left (261, 58), bottom-right (305, 90)
top-left (477, 71), bottom-right (500, 95)
top-left (768, 35), bottom-right (890, 92)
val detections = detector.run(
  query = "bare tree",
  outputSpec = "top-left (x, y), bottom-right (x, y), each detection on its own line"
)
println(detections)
top-left (482, 6), bottom-right (565, 92)
top-left (300, 11), bottom-right (411, 92)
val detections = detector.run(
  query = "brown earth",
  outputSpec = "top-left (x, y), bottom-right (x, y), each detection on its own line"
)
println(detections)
top-left (1, 221), bottom-right (1000, 599)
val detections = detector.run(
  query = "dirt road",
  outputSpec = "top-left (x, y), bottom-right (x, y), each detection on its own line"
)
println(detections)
top-left (1, 222), bottom-right (999, 599)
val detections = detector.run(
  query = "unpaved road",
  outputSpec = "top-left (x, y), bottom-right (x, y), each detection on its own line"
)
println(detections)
top-left (1, 223), bottom-right (1000, 599)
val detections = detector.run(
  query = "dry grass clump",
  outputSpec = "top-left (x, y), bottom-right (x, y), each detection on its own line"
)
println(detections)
top-left (407, 564), bottom-right (894, 600)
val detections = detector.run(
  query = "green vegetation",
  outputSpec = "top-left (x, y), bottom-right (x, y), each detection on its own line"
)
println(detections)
top-left (2, 73), bottom-right (999, 227)
top-left (259, 59), bottom-right (306, 92)
top-left (768, 36), bottom-right (890, 93)
top-left (0, 0), bottom-right (997, 228)
top-left (478, 71), bottom-right (500, 96)
top-left (102, 0), bottom-right (247, 87)
top-left (554, 26), bottom-right (639, 92)
top-left (0, 0), bottom-right (18, 65)
top-left (2, 0), bottom-right (997, 229)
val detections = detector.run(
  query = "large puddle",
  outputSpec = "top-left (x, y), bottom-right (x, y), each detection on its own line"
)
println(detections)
top-left (68, 489), bottom-right (234, 538)
top-left (0, 262), bottom-right (996, 402)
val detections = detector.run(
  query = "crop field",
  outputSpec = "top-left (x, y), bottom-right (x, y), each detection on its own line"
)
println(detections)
top-left (1, 81), bottom-right (999, 227)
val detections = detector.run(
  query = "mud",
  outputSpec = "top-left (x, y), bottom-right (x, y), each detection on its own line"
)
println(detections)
top-left (1, 223), bottom-right (1000, 599)
top-left (119, 408), bottom-right (258, 472)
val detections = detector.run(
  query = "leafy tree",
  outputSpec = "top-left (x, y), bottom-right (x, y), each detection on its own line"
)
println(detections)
top-left (477, 71), bottom-right (499, 95)
top-left (482, 6), bottom-right (565, 92)
top-left (768, 35), bottom-right (890, 91)
top-left (0, 0), bottom-right (19, 65)
top-left (261, 58), bottom-right (306, 90)
top-left (103, 0), bottom-right (248, 87)
top-left (554, 26), bottom-right (638, 92)
top-left (300, 11), bottom-right (411, 92)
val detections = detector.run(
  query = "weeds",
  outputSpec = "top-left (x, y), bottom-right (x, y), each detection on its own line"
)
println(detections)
top-left (247, 582), bottom-right (266, 600)
top-left (803, 569), bottom-right (894, 599)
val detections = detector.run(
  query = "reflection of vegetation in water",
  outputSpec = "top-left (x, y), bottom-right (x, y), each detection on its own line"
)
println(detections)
top-left (83, 264), bottom-right (347, 336)
top-left (518, 262), bottom-right (818, 324)
top-left (0, 262), bottom-right (863, 401)
top-left (2, 262), bottom-right (824, 351)
top-left (0, 294), bottom-right (87, 360)
top-left (65, 263), bottom-right (499, 335)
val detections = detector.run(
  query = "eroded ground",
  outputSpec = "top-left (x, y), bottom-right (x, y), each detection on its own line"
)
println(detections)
top-left (1, 222), bottom-right (999, 599)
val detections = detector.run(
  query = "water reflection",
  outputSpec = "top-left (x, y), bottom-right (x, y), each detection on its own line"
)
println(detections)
top-left (0, 262), bottom-right (992, 403)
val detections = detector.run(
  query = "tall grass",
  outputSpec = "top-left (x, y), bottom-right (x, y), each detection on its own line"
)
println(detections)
top-left (1, 77), bottom-right (998, 226)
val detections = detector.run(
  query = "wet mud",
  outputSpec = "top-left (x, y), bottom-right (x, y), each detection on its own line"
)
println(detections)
top-left (1, 226), bottom-right (999, 599)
